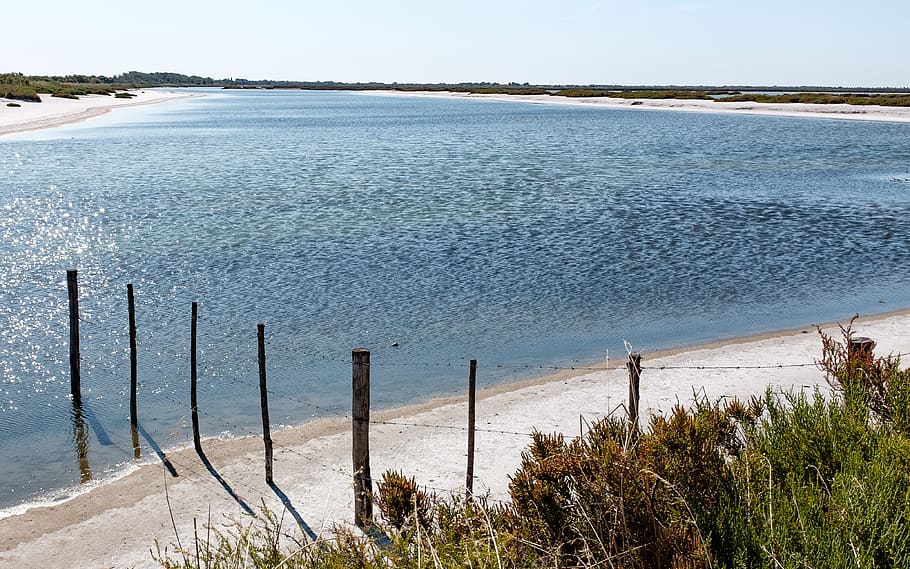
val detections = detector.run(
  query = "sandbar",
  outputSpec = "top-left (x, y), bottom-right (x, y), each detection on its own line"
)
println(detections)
top-left (1, 310), bottom-right (908, 568)
top-left (365, 90), bottom-right (910, 123)
top-left (0, 90), bottom-right (192, 137)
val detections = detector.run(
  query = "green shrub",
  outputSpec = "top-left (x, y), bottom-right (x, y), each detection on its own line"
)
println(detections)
top-left (375, 469), bottom-right (433, 531)
top-left (1, 84), bottom-right (40, 102)
top-left (718, 93), bottom-right (910, 107)
top-left (555, 89), bottom-right (713, 99)
top-left (6, 102), bottom-right (21, 107)
top-left (114, 91), bottom-right (136, 98)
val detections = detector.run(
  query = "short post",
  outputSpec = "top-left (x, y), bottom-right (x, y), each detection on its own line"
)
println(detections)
top-left (67, 269), bottom-right (81, 405)
top-left (258, 323), bottom-right (273, 484)
top-left (627, 353), bottom-right (641, 436)
top-left (848, 336), bottom-right (876, 362)
top-left (466, 359), bottom-right (477, 501)
top-left (352, 348), bottom-right (372, 528)
top-left (190, 302), bottom-right (201, 453)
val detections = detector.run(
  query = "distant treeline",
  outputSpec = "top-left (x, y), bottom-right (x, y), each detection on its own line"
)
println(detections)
top-left (3, 71), bottom-right (910, 106)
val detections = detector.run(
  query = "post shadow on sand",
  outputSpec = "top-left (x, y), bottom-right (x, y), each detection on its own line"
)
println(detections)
top-left (196, 447), bottom-right (255, 516)
top-left (136, 422), bottom-right (178, 478)
top-left (268, 481), bottom-right (318, 541)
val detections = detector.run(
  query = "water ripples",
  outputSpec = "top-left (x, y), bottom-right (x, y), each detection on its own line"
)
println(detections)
top-left (0, 90), bottom-right (909, 508)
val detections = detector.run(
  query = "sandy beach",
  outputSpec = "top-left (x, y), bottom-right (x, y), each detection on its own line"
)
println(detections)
top-left (0, 90), bottom-right (191, 137)
top-left (366, 90), bottom-right (910, 123)
top-left (1, 311), bottom-right (908, 568)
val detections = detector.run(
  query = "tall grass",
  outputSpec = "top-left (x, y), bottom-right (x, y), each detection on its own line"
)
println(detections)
top-left (555, 89), bottom-right (714, 99)
top-left (719, 93), bottom-right (910, 107)
top-left (154, 323), bottom-right (910, 568)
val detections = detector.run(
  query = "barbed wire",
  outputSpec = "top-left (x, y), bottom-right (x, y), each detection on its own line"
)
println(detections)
top-left (371, 419), bottom-right (533, 438)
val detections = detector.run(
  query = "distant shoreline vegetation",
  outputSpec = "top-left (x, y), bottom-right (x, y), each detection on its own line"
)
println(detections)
top-left (2, 71), bottom-right (910, 106)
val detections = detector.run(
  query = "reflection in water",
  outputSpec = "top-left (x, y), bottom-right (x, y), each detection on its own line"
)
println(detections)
top-left (131, 425), bottom-right (141, 460)
top-left (70, 402), bottom-right (91, 483)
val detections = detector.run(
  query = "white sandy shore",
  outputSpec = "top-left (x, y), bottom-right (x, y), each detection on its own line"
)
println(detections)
top-left (0, 90), bottom-right (191, 137)
top-left (1, 312), bottom-right (909, 568)
top-left (365, 90), bottom-right (910, 123)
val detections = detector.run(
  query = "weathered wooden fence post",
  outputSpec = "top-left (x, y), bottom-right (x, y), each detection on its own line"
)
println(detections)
top-left (190, 302), bottom-right (201, 453)
top-left (848, 336), bottom-right (876, 362)
top-left (627, 353), bottom-right (641, 436)
top-left (258, 323), bottom-right (273, 484)
top-left (127, 283), bottom-right (140, 458)
top-left (466, 359), bottom-right (477, 500)
top-left (127, 284), bottom-right (138, 426)
top-left (352, 348), bottom-right (372, 528)
top-left (67, 269), bottom-right (81, 405)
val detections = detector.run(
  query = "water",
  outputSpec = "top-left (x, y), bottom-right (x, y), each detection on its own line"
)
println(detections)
top-left (1, 89), bottom-right (909, 510)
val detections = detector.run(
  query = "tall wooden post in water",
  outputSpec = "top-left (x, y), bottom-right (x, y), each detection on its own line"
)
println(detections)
top-left (258, 324), bottom-right (273, 484)
top-left (190, 302), bottom-right (201, 453)
top-left (127, 284), bottom-right (138, 428)
top-left (67, 270), bottom-right (81, 405)
top-left (128, 284), bottom-right (140, 458)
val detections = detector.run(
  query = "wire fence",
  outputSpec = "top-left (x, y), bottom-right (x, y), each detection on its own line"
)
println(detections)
top-left (41, 269), bottom-right (910, 532)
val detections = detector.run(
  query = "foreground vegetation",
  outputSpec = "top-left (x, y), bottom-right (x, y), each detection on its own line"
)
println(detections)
top-left (154, 323), bottom-right (910, 568)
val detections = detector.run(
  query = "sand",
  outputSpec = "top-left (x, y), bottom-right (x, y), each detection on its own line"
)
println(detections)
top-left (364, 90), bottom-right (910, 123)
top-left (0, 90), bottom-right (192, 137)
top-left (1, 311), bottom-right (908, 568)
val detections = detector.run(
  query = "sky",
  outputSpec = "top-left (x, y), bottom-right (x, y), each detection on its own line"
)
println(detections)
top-left (4, 0), bottom-right (909, 87)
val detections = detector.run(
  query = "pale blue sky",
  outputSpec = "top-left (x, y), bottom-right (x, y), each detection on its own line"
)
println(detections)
top-left (5, 0), bottom-right (909, 87)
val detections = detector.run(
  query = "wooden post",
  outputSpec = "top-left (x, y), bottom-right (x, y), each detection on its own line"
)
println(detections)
top-left (127, 284), bottom-right (138, 429)
top-left (627, 353), bottom-right (641, 436)
top-left (466, 359), bottom-right (477, 500)
top-left (128, 284), bottom-right (140, 458)
top-left (352, 348), bottom-right (372, 528)
top-left (848, 336), bottom-right (876, 362)
top-left (67, 269), bottom-right (81, 406)
top-left (258, 323), bottom-right (273, 484)
top-left (190, 302), bottom-right (201, 453)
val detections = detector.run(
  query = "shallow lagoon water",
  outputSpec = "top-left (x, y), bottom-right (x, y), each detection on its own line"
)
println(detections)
top-left (1, 89), bottom-right (909, 509)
